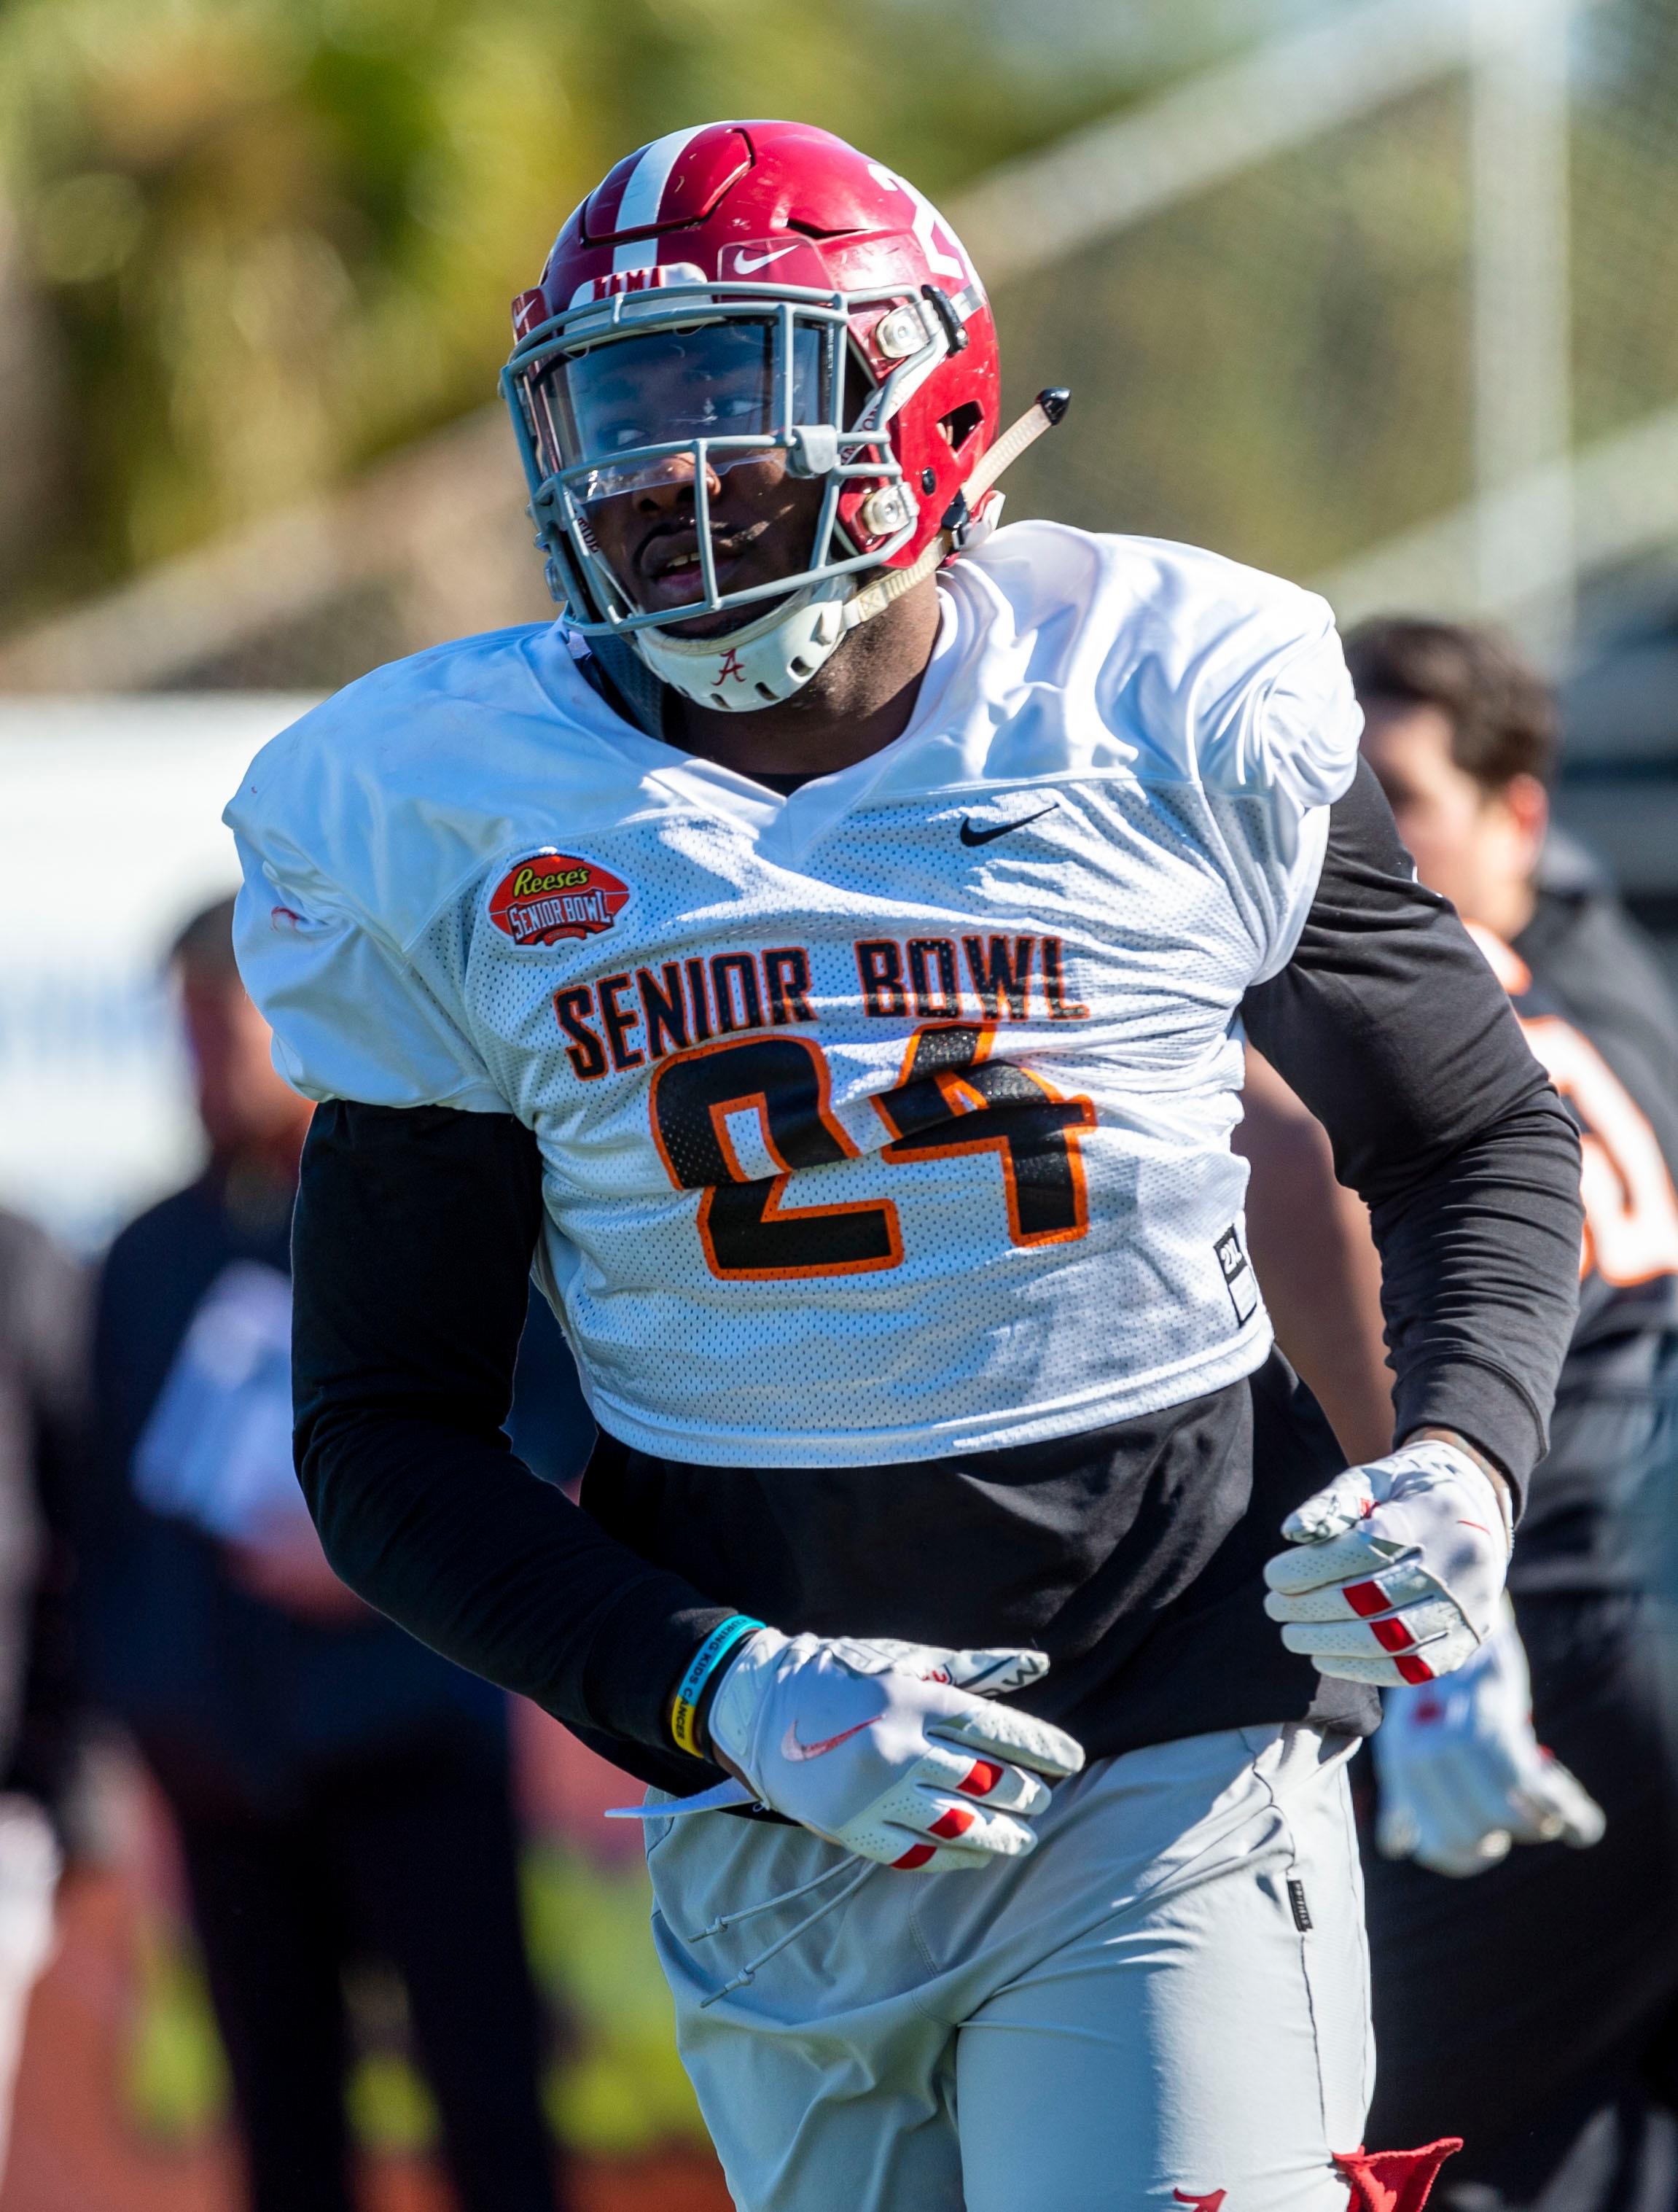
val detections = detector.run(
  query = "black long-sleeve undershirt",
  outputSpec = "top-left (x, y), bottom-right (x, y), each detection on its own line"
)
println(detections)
top-left (1241, 761), bottom-right (1583, 1479)
top-left (291, 1107), bottom-right (733, 1759)
top-left (292, 764), bottom-right (1581, 1777)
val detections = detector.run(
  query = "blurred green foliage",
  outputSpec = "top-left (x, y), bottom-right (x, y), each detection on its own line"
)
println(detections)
top-left (125, 1845), bottom-right (709, 2161)
top-left (998, 82), bottom-right (1475, 580)
top-left (0, 0), bottom-right (1134, 615)
top-left (125, 1907), bottom-right (227, 2142)
top-left (524, 1842), bottom-right (708, 2153)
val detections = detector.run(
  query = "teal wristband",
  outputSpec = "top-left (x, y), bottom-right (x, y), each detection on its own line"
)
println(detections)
top-left (670, 1615), bottom-right (763, 1759)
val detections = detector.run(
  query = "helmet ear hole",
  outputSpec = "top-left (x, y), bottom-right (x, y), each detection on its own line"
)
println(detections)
top-left (843, 347), bottom-right (874, 427)
top-left (939, 402), bottom-right (983, 453)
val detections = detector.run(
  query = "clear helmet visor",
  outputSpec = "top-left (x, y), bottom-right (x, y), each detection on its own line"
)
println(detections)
top-left (526, 318), bottom-right (830, 620)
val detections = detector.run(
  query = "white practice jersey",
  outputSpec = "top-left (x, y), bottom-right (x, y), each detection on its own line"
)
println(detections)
top-left (227, 522), bottom-right (1361, 1466)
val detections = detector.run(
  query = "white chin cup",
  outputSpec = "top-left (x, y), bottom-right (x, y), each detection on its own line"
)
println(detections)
top-left (630, 577), bottom-right (856, 712)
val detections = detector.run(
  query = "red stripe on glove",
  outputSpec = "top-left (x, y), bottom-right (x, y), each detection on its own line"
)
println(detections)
top-left (928, 1804), bottom-right (975, 1839)
top-left (1343, 1581), bottom-right (1389, 1618)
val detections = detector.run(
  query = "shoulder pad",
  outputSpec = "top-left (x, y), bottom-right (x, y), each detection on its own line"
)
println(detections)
top-left (964, 523), bottom-right (1361, 810)
top-left (224, 623), bottom-right (649, 951)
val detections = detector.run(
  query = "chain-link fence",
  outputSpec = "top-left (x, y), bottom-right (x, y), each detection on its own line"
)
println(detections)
top-left (1573, 0), bottom-right (1678, 453)
top-left (991, 75), bottom-right (1472, 588)
top-left (9, 0), bottom-right (1678, 698)
top-left (979, 0), bottom-right (1678, 669)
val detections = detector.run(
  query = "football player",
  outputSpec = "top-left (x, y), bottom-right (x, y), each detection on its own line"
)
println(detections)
top-left (225, 125), bottom-right (1585, 2211)
top-left (1241, 620), bottom-right (1678, 2209)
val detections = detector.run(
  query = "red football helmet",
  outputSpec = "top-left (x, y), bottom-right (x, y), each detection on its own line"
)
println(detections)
top-left (502, 120), bottom-right (1004, 709)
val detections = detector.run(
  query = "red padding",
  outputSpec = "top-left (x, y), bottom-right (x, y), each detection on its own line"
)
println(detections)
top-left (1335, 2140), bottom-right (1462, 2211)
top-left (928, 1803), bottom-right (975, 1839)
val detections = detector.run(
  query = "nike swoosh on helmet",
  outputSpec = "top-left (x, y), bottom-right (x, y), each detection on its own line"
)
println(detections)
top-left (732, 243), bottom-right (800, 273)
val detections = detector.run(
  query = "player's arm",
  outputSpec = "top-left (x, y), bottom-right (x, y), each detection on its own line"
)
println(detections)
top-left (1233, 1048), bottom-right (1393, 1465)
top-left (291, 1099), bottom-right (739, 1775)
top-left (1241, 761), bottom-right (1584, 1683)
top-left (292, 1101), bottom-right (1082, 1861)
top-left (1242, 760), bottom-right (1581, 1500)
top-left (1237, 801), bottom-right (1602, 1839)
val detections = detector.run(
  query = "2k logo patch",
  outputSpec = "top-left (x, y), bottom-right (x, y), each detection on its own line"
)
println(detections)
top-left (1215, 1226), bottom-right (1258, 1325)
top-left (1174, 2193), bottom-right (1227, 2210)
top-left (488, 851), bottom-right (631, 946)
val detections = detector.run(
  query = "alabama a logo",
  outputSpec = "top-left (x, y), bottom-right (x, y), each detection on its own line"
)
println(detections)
top-left (488, 851), bottom-right (631, 947)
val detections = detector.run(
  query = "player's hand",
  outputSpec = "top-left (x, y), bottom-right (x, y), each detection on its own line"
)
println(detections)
top-left (1374, 1598), bottom-right (1606, 1876)
top-left (705, 1630), bottom-right (1085, 1872)
top-left (1262, 1437), bottom-right (1511, 1686)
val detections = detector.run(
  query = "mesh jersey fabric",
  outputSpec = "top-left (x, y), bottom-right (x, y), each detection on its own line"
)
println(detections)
top-left (227, 521), bottom-right (1362, 1468)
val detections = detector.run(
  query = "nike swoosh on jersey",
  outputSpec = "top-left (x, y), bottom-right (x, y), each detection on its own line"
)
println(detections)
top-left (780, 1716), bottom-right (876, 1761)
top-left (733, 244), bottom-right (800, 273)
top-left (959, 803), bottom-right (1058, 847)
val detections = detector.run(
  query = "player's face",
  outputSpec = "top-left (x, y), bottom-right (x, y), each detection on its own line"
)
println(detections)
top-left (545, 322), bottom-right (829, 636)
top-left (1360, 701), bottom-right (1546, 934)
top-left (179, 970), bottom-right (313, 1159)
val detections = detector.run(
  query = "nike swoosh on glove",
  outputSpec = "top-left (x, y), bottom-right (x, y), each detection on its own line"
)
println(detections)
top-left (1373, 1595), bottom-right (1606, 1877)
top-left (1263, 1439), bottom-right (1513, 1686)
top-left (706, 1630), bottom-right (1085, 1871)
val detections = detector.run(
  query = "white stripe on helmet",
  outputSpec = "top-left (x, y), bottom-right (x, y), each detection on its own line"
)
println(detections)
top-left (613, 124), bottom-right (711, 237)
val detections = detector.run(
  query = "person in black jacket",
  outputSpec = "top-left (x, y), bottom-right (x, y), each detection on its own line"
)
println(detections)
top-left (81, 897), bottom-right (564, 2212)
top-left (0, 1209), bottom-right (83, 2182)
top-left (1242, 620), bottom-right (1678, 2211)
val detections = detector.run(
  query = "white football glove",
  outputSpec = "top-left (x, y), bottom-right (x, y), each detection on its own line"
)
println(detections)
top-left (1374, 1597), bottom-right (1606, 1877)
top-left (706, 1630), bottom-right (1085, 1872)
top-left (1263, 1438), bottom-right (1512, 1686)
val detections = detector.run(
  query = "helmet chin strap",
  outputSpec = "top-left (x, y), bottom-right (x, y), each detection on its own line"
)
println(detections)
top-left (631, 389), bottom-right (1070, 715)
top-left (633, 574), bottom-right (855, 713)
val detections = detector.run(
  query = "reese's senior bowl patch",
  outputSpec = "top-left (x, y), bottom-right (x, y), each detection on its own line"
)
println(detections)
top-left (488, 851), bottom-right (631, 946)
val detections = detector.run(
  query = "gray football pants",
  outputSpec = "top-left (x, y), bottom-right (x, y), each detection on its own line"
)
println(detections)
top-left (644, 1721), bottom-right (1373, 2211)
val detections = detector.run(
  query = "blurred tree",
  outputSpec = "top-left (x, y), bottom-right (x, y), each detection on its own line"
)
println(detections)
top-left (0, 195), bottom-right (69, 605)
top-left (0, 0), bottom-right (1136, 625)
